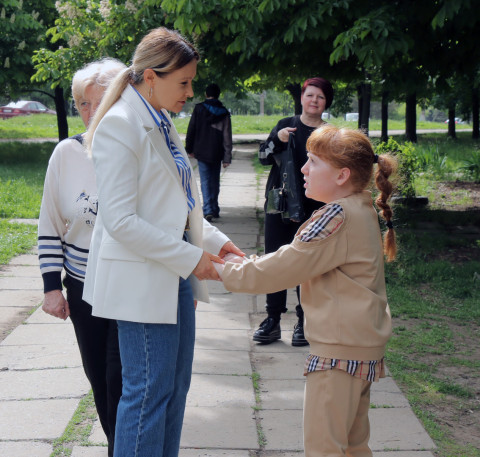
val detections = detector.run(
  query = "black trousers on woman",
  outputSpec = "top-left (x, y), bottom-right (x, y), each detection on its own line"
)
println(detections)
top-left (64, 274), bottom-right (122, 457)
top-left (264, 212), bottom-right (304, 322)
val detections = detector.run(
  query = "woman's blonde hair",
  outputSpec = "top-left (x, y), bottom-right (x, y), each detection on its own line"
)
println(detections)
top-left (85, 27), bottom-right (199, 150)
top-left (306, 124), bottom-right (398, 262)
top-left (71, 58), bottom-right (126, 111)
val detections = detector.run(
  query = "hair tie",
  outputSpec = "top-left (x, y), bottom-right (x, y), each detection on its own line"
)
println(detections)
top-left (373, 154), bottom-right (379, 164)
top-left (386, 220), bottom-right (394, 229)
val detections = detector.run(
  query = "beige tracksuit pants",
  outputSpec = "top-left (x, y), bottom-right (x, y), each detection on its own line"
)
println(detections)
top-left (304, 369), bottom-right (373, 457)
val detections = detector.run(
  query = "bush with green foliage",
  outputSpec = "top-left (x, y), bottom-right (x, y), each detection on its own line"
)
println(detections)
top-left (376, 137), bottom-right (418, 198)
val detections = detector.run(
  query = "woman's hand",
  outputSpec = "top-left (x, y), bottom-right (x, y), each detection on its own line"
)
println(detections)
top-left (218, 241), bottom-right (245, 259)
top-left (42, 290), bottom-right (70, 320)
top-left (192, 251), bottom-right (224, 281)
top-left (277, 127), bottom-right (297, 143)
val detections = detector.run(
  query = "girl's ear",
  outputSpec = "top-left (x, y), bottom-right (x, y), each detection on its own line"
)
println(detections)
top-left (337, 167), bottom-right (351, 186)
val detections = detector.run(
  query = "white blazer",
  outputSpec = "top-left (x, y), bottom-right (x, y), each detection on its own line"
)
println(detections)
top-left (83, 85), bottom-right (229, 324)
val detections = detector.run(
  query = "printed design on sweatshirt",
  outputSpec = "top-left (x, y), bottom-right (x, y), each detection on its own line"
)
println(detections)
top-left (300, 203), bottom-right (344, 242)
top-left (74, 192), bottom-right (98, 229)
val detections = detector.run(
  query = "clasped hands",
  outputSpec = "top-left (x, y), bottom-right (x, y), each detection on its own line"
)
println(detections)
top-left (192, 240), bottom-right (245, 281)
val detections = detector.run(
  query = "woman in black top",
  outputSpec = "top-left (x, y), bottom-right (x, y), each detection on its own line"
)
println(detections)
top-left (256, 77), bottom-right (334, 346)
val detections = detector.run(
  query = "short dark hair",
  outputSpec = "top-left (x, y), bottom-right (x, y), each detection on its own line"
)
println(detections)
top-left (301, 77), bottom-right (334, 109)
top-left (205, 83), bottom-right (221, 99)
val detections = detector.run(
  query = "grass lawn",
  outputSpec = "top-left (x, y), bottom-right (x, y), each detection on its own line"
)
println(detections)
top-left (0, 113), bottom-right (472, 139)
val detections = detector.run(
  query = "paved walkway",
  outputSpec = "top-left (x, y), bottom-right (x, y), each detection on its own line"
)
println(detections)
top-left (0, 144), bottom-right (436, 456)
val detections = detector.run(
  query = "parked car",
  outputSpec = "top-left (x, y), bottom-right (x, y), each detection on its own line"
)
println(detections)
top-left (444, 117), bottom-right (466, 124)
top-left (345, 112), bottom-right (359, 122)
top-left (0, 101), bottom-right (56, 119)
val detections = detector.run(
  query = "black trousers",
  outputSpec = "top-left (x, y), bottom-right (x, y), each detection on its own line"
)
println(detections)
top-left (64, 275), bottom-right (122, 457)
top-left (264, 212), bottom-right (304, 321)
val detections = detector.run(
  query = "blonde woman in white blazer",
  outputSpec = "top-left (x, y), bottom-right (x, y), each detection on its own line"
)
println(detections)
top-left (83, 28), bottom-right (244, 457)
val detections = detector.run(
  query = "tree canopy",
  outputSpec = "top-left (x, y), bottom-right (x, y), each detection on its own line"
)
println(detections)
top-left (8, 0), bottom-right (480, 140)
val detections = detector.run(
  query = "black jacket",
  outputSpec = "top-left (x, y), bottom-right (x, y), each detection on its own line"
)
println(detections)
top-left (185, 99), bottom-right (232, 164)
top-left (259, 115), bottom-right (324, 220)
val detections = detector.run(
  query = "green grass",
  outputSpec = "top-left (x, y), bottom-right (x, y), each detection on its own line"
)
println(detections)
top-left (0, 219), bottom-right (38, 264)
top-left (384, 207), bottom-right (480, 457)
top-left (0, 113), bottom-right (472, 139)
top-left (0, 114), bottom-right (85, 139)
top-left (50, 390), bottom-right (100, 457)
top-left (0, 141), bottom-right (53, 264)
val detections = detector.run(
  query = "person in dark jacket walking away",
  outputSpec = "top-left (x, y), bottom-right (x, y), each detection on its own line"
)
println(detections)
top-left (186, 83), bottom-right (232, 221)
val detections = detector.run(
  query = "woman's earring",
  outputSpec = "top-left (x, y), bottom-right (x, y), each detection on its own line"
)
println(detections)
top-left (149, 86), bottom-right (153, 99)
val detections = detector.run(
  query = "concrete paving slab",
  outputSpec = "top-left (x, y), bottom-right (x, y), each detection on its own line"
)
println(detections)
top-left (181, 406), bottom-right (259, 449)
top-left (180, 450), bottom-right (250, 457)
top-left (195, 311), bottom-right (250, 330)
top-left (0, 398), bottom-right (80, 440)
top-left (193, 348), bottom-right (251, 375)
top-left (0, 265), bottom-right (42, 278)
top-left (0, 366), bottom-right (90, 400)
top-left (221, 233), bottom-right (257, 250)
top-left (0, 306), bottom-right (31, 324)
top-left (0, 441), bottom-right (53, 457)
top-left (26, 306), bottom-right (70, 324)
top-left (1, 322), bottom-right (77, 346)
top-left (8, 218), bottom-right (38, 225)
top-left (89, 418), bottom-right (107, 444)
top-left (371, 377), bottom-right (411, 408)
top-left (373, 453), bottom-right (435, 457)
top-left (197, 293), bottom-right (255, 313)
top-left (252, 352), bottom-right (308, 380)
top-left (0, 342), bottom-right (81, 370)
top-left (0, 290), bottom-right (42, 307)
top-left (205, 280), bottom-right (230, 295)
top-left (210, 221), bottom-right (260, 235)
top-left (7, 253), bottom-right (38, 266)
top-left (0, 275), bottom-right (43, 290)
top-left (187, 374), bottom-right (254, 408)
top-left (252, 338), bottom-right (308, 354)
top-left (370, 408), bottom-right (436, 451)
top-left (259, 379), bottom-right (305, 410)
top-left (261, 409), bottom-right (303, 451)
top-left (195, 329), bottom-right (251, 351)
top-left (71, 446), bottom-right (108, 457)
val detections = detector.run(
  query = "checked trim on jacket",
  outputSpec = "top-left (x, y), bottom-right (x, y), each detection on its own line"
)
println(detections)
top-left (300, 203), bottom-right (344, 242)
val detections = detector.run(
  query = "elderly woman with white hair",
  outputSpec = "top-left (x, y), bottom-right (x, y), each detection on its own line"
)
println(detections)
top-left (38, 58), bottom-right (126, 457)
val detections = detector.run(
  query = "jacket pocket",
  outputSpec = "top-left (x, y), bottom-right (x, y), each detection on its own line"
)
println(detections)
top-left (99, 242), bottom-right (146, 263)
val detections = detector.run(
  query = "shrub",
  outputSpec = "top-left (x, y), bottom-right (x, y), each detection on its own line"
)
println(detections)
top-left (376, 137), bottom-right (418, 198)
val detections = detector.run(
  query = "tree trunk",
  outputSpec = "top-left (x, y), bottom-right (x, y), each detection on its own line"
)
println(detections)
top-left (405, 93), bottom-right (417, 143)
top-left (381, 91), bottom-right (389, 143)
top-left (472, 88), bottom-right (479, 140)
top-left (447, 108), bottom-right (456, 139)
top-left (358, 82), bottom-right (371, 135)
top-left (286, 83), bottom-right (302, 115)
top-left (54, 86), bottom-right (69, 141)
top-left (357, 85), bottom-right (363, 130)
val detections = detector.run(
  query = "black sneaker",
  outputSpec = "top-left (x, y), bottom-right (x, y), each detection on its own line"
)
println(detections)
top-left (205, 214), bottom-right (214, 222)
top-left (253, 317), bottom-right (281, 344)
top-left (292, 322), bottom-right (309, 347)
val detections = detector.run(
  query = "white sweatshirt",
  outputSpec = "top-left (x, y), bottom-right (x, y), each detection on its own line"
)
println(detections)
top-left (38, 135), bottom-right (97, 292)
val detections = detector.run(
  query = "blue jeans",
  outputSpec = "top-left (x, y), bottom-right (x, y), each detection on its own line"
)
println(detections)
top-left (198, 160), bottom-right (221, 217)
top-left (114, 277), bottom-right (195, 457)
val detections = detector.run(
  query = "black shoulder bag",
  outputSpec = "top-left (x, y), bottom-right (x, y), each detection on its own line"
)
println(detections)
top-left (266, 134), bottom-right (305, 223)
